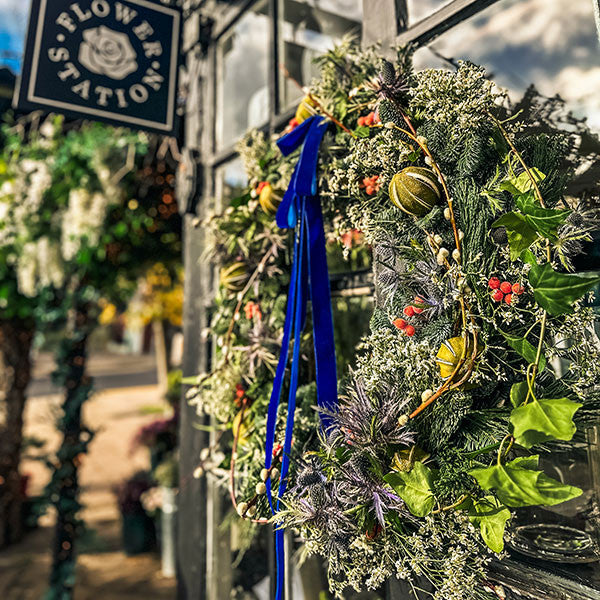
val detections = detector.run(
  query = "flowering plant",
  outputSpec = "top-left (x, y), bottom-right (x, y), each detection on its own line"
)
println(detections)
top-left (192, 41), bottom-right (600, 598)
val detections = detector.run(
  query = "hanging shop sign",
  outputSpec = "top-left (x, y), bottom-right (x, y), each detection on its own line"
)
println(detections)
top-left (15, 0), bottom-right (181, 135)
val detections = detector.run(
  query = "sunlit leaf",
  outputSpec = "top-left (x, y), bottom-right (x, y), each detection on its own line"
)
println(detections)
top-left (384, 462), bottom-right (436, 517)
top-left (469, 455), bottom-right (582, 507)
top-left (529, 263), bottom-right (600, 316)
top-left (510, 397), bottom-right (581, 448)
top-left (492, 212), bottom-right (538, 261)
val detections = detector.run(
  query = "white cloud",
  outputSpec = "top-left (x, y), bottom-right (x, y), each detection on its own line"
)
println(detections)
top-left (414, 0), bottom-right (600, 130)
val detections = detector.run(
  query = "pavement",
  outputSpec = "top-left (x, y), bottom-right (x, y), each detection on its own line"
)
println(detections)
top-left (28, 352), bottom-right (158, 396)
top-left (0, 353), bottom-right (176, 600)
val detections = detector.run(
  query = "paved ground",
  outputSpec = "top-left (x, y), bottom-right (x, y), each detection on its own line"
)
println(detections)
top-left (28, 352), bottom-right (158, 396)
top-left (0, 354), bottom-right (176, 600)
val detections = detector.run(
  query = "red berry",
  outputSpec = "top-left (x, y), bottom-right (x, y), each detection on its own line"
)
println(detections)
top-left (393, 318), bottom-right (408, 330)
top-left (492, 290), bottom-right (504, 302)
top-left (500, 281), bottom-right (512, 294)
top-left (488, 277), bottom-right (501, 290)
top-left (504, 293), bottom-right (513, 305)
top-left (403, 306), bottom-right (415, 317)
top-left (413, 306), bottom-right (424, 314)
top-left (512, 283), bottom-right (524, 295)
top-left (405, 325), bottom-right (416, 337)
top-left (366, 185), bottom-right (375, 195)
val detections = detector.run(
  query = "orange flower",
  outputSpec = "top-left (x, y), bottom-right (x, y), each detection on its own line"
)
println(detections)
top-left (357, 111), bottom-right (378, 127)
top-left (244, 301), bottom-right (262, 320)
top-left (359, 175), bottom-right (381, 196)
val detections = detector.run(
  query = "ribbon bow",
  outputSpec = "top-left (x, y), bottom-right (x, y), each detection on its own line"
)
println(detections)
top-left (264, 115), bottom-right (338, 600)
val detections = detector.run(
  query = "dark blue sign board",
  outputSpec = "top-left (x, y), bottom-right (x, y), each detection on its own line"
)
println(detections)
top-left (14, 0), bottom-right (181, 135)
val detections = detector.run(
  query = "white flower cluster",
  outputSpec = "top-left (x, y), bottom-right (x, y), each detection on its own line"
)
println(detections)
top-left (16, 237), bottom-right (64, 298)
top-left (0, 160), bottom-right (52, 247)
top-left (410, 61), bottom-right (505, 132)
top-left (61, 188), bottom-right (111, 261)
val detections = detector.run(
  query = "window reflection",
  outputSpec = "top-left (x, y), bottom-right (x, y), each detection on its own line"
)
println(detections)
top-left (215, 157), bottom-right (248, 212)
top-left (407, 0), bottom-right (454, 25)
top-left (217, 2), bottom-right (270, 149)
top-left (414, 0), bottom-right (600, 131)
top-left (280, 0), bottom-right (362, 110)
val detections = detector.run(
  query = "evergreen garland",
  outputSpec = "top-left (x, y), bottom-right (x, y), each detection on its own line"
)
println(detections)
top-left (191, 42), bottom-right (600, 599)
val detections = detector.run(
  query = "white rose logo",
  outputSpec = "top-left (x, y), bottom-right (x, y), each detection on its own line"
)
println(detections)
top-left (78, 26), bottom-right (138, 81)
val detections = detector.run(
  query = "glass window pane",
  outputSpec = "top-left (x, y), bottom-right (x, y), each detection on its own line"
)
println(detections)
top-left (216, 2), bottom-right (270, 150)
top-left (279, 0), bottom-right (362, 111)
top-left (414, 0), bottom-right (600, 131)
top-left (407, 0), bottom-right (454, 26)
top-left (214, 157), bottom-right (248, 212)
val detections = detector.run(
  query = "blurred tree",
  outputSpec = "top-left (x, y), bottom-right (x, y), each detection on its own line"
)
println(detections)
top-left (0, 114), bottom-right (181, 597)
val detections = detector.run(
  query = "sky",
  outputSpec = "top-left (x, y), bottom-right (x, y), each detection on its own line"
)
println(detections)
top-left (0, 0), bottom-right (30, 72)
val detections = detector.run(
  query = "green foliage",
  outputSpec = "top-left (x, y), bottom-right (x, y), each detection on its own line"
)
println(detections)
top-left (384, 462), bottom-right (436, 517)
top-left (528, 263), bottom-right (600, 316)
top-left (510, 396), bottom-right (581, 449)
top-left (492, 212), bottom-right (539, 260)
top-left (469, 455), bottom-right (582, 507)
top-left (465, 496), bottom-right (511, 553)
top-left (500, 331), bottom-right (547, 372)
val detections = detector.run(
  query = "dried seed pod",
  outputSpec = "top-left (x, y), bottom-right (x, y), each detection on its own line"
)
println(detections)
top-left (295, 95), bottom-right (318, 124)
top-left (435, 337), bottom-right (477, 381)
top-left (389, 167), bottom-right (442, 217)
top-left (220, 261), bottom-right (249, 292)
top-left (259, 183), bottom-right (282, 216)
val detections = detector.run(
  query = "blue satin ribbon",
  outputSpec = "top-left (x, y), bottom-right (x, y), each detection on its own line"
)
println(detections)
top-left (264, 115), bottom-right (338, 600)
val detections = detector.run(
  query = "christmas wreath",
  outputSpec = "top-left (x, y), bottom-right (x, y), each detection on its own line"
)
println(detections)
top-left (189, 41), bottom-right (600, 599)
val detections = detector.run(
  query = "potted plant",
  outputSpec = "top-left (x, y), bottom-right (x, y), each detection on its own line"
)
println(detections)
top-left (115, 471), bottom-right (156, 555)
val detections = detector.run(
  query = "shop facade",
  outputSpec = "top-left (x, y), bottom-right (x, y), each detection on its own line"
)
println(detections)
top-left (176, 1), bottom-right (600, 599)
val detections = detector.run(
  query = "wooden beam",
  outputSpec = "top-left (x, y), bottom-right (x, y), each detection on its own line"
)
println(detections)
top-left (396, 0), bottom-right (504, 47)
top-left (362, 0), bottom-right (408, 56)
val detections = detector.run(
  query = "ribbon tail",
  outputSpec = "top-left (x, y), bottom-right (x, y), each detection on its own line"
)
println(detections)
top-left (306, 194), bottom-right (338, 431)
top-left (264, 208), bottom-right (301, 512)
top-left (275, 203), bottom-right (308, 600)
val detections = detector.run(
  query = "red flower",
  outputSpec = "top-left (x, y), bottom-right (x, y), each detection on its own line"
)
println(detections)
top-left (491, 289), bottom-right (504, 302)
top-left (405, 325), bottom-right (416, 337)
top-left (244, 301), bottom-right (262, 320)
top-left (358, 111), bottom-right (378, 128)
top-left (359, 175), bottom-right (381, 196)
top-left (393, 318), bottom-right (408, 330)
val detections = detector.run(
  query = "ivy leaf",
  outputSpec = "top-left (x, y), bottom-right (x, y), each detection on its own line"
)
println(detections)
top-left (500, 331), bottom-right (547, 372)
top-left (384, 462), bottom-right (436, 517)
top-left (500, 168), bottom-right (546, 196)
top-left (520, 249), bottom-right (537, 266)
top-left (510, 381), bottom-right (530, 408)
top-left (467, 496), bottom-right (512, 553)
top-left (492, 212), bottom-right (538, 261)
top-left (529, 263), bottom-right (600, 316)
top-left (515, 194), bottom-right (571, 240)
top-left (469, 455), bottom-right (582, 507)
top-left (510, 397), bottom-right (582, 449)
